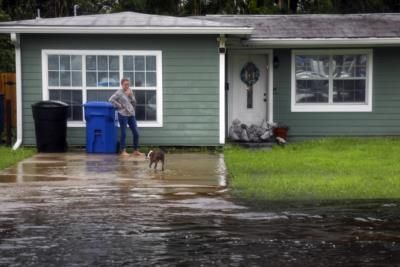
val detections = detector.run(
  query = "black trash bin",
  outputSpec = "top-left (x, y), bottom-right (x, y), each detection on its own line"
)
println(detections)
top-left (32, 100), bottom-right (69, 152)
top-left (0, 94), bottom-right (4, 138)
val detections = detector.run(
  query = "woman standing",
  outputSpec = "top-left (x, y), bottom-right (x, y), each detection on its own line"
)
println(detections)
top-left (109, 78), bottom-right (142, 156)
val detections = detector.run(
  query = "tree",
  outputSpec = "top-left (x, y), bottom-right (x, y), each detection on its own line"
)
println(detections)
top-left (247, 0), bottom-right (279, 14)
top-left (296, 0), bottom-right (400, 14)
top-left (144, 0), bottom-right (181, 15)
top-left (74, 0), bottom-right (121, 15)
top-left (2, 0), bottom-right (38, 20)
top-left (297, 0), bottom-right (335, 13)
top-left (113, 0), bottom-right (147, 13)
top-left (0, 0), bottom-right (14, 72)
top-left (179, 0), bottom-right (208, 15)
top-left (336, 0), bottom-right (400, 13)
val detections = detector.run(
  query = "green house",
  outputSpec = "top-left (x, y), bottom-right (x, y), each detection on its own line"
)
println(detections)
top-left (1, 12), bottom-right (400, 148)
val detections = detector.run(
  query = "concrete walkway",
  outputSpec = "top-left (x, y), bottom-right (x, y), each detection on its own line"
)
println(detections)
top-left (0, 153), bottom-right (227, 191)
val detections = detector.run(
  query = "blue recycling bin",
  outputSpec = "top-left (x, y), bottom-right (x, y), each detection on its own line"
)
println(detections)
top-left (84, 101), bottom-right (117, 153)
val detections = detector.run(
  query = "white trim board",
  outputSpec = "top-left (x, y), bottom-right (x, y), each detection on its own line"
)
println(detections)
top-left (0, 26), bottom-right (253, 35)
top-left (219, 52), bottom-right (225, 144)
top-left (268, 50), bottom-right (274, 123)
top-left (291, 49), bottom-right (373, 112)
top-left (41, 49), bottom-right (163, 128)
top-left (244, 37), bottom-right (400, 47)
top-left (11, 33), bottom-right (22, 149)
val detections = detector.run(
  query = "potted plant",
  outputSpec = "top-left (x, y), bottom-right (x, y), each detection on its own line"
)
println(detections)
top-left (273, 124), bottom-right (289, 140)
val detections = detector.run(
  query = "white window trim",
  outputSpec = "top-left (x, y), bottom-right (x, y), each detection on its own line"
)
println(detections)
top-left (291, 49), bottom-right (373, 112)
top-left (42, 49), bottom-right (163, 127)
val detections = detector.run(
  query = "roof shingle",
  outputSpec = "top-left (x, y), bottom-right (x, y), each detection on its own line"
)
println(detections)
top-left (192, 13), bottom-right (400, 39)
top-left (0, 11), bottom-right (236, 28)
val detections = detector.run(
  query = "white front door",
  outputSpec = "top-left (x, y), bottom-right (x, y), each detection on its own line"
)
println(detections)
top-left (228, 54), bottom-right (269, 126)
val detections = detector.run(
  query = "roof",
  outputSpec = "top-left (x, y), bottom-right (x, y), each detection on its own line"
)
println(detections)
top-left (0, 11), bottom-right (252, 35)
top-left (2, 12), bottom-right (400, 45)
top-left (193, 13), bottom-right (400, 39)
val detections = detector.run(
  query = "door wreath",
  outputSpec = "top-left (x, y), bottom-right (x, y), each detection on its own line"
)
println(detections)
top-left (240, 62), bottom-right (260, 109)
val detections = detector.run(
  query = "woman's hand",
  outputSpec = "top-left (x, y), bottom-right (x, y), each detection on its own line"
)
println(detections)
top-left (125, 89), bottom-right (133, 97)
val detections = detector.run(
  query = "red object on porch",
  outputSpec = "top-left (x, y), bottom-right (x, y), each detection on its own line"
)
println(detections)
top-left (273, 127), bottom-right (289, 140)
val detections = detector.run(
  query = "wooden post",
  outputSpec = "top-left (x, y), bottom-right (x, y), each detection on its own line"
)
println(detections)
top-left (0, 73), bottom-right (17, 146)
top-left (5, 99), bottom-right (12, 146)
top-left (0, 73), bottom-right (16, 129)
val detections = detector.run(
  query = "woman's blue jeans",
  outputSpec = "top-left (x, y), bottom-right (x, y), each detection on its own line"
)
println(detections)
top-left (118, 113), bottom-right (139, 151)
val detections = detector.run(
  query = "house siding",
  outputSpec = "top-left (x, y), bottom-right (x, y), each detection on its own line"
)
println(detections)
top-left (21, 34), bottom-right (220, 146)
top-left (273, 47), bottom-right (400, 138)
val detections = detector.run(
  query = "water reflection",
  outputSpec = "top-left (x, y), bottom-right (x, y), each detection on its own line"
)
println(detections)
top-left (0, 153), bottom-right (399, 266)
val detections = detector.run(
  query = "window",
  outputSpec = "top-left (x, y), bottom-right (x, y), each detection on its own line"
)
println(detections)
top-left (292, 49), bottom-right (372, 112)
top-left (135, 90), bottom-right (157, 121)
top-left (86, 55), bottom-right (120, 87)
top-left (332, 55), bottom-right (367, 103)
top-left (46, 55), bottom-right (83, 120)
top-left (122, 55), bottom-right (157, 121)
top-left (42, 50), bottom-right (163, 127)
top-left (85, 55), bottom-right (121, 104)
top-left (49, 90), bottom-right (82, 121)
top-left (123, 55), bottom-right (157, 87)
top-left (48, 55), bottom-right (82, 87)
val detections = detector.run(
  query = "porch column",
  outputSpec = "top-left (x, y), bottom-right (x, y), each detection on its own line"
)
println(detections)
top-left (218, 35), bottom-right (226, 145)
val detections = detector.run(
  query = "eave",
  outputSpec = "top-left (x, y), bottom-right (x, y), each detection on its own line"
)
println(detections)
top-left (243, 37), bottom-right (400, 47)
top-left (0, 26), bottom-right (253, 35)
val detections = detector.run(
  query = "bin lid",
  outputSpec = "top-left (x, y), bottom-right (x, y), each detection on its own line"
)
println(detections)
top-left (32, 100), bottom-right (68, 108)
top-left (84, 101), bottom-right (113, 108)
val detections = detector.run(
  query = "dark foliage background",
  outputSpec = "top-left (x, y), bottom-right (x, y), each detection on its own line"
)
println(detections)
top-left (1, 0), bottom-right (400, 71)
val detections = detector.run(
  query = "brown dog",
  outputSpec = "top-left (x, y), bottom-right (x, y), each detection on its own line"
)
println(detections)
top-left (146, 150), bottom-right (165, 171)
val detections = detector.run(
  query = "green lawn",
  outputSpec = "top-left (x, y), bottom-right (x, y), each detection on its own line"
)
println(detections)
top-left (224, 138), bottom-right (400, 201)
top-left (0, 147), bottom-right (36, 170)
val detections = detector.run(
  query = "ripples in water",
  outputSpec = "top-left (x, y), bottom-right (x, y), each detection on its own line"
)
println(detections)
top-left (0, 153), bottom-right (399, 266)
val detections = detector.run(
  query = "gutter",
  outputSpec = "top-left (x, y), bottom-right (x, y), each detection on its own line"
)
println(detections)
top-left (10, 33), bottom-right (22, 150)
top-left (0, 26), bottom-right (253, 35)
top-left (243, 37), bottom-right (400, 47)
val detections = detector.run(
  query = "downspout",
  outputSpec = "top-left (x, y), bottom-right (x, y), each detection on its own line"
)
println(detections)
top-left (218, 34), bottom-right (226, 145)
top-left (10, 33), bottom-right (22, 150)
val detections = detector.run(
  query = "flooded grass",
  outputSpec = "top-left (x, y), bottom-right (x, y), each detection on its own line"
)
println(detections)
top-left (225, 138), bottom-right (400, 201)
top-left (0, 147), bottom-right (36, 171)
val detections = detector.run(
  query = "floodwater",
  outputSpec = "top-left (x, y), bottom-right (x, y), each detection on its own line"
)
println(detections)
top-left (0, 153), bottom-right (399, 266)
